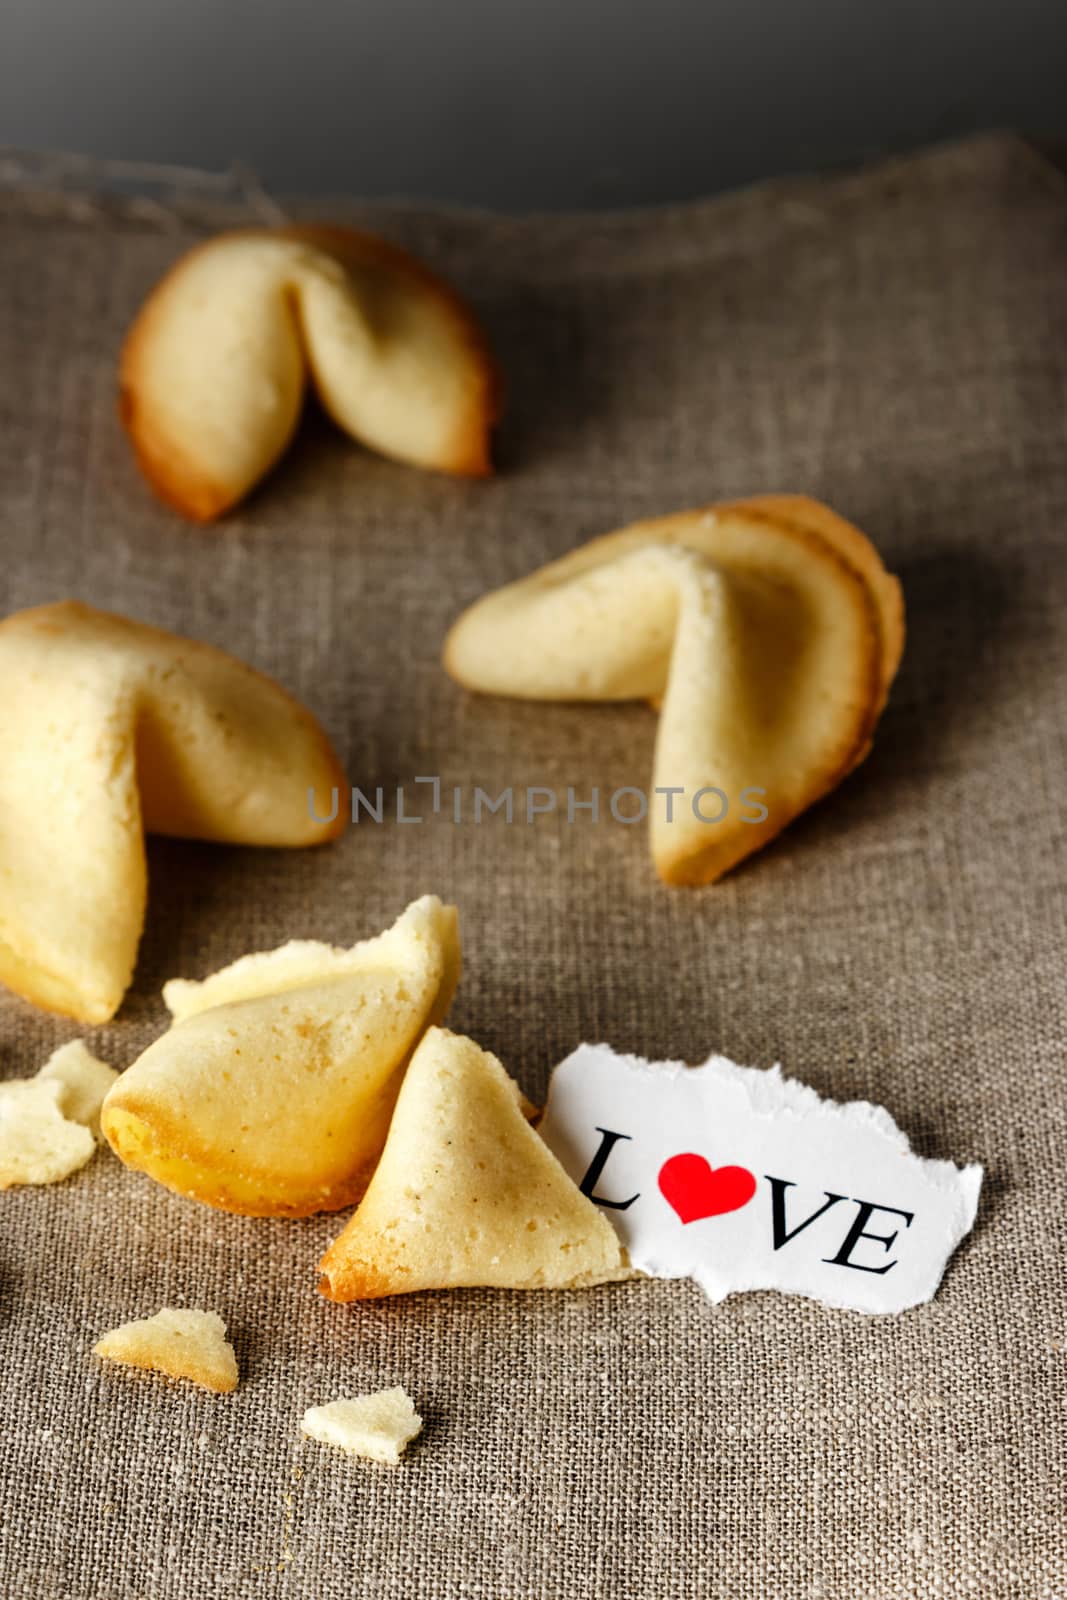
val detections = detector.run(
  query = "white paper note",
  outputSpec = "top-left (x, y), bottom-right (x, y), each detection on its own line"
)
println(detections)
top-left (538, 1045), bottom-right (983, 1314)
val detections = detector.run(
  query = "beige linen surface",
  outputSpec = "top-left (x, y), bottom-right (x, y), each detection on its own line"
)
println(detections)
top-left (0, 134), bottom-right (1064, 1600)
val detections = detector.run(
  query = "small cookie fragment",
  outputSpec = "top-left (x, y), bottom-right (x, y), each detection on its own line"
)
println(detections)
top-left (301, 1388), bottom-right (422, 1465)
top-left (0, 1038), bottom-right (117, 1188)
top-left (0, 1078), bottom-right (95, 1189)
top-left (94, 1308), bottom-right (238, 1394)
top-left (37, 1040), bottom-right (119, 1139)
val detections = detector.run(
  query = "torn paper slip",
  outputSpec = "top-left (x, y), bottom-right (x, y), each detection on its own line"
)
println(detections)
top-left (537, 1045), bottom-right (983, 1314)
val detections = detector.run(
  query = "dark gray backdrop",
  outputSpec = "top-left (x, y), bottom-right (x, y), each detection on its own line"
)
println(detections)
top-left (4, 0), bottom-right (1066, 207)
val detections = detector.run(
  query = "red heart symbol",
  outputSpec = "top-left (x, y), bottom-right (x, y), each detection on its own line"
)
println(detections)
top-left (658, 1153), bottom-right (757, 1224)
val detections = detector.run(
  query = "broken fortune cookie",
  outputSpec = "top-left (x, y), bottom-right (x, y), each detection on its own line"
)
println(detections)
top-left (101, 895), bottom-right (460, 1217)
top-left (444, 496), bottom-right (903, 885)
top-left (318, 1026), bottom-right (631, 1301)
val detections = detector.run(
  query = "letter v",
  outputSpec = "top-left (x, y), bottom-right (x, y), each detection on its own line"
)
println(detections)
top-left (765, 1177), bottom-right (847, 1250)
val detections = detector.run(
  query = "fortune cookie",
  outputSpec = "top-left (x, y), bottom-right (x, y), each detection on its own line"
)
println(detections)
top-left (444, 496), bottom-right (903, 884)
top-left (0, 601), bottom-right (345, 1023)
top-left (102, 896), bottom-right (461, 1217)
top-left (318, 1027), bottom-right (630, 1300)
top-left (120, 225), bottom-right (500, 519)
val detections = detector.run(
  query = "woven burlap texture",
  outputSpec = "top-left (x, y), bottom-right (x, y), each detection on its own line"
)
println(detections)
top-left (0, 133), bottom-right (1064, 1600)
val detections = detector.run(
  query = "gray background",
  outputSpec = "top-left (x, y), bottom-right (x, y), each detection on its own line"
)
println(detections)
top-left (3, 0), bottom-right (1066, 207)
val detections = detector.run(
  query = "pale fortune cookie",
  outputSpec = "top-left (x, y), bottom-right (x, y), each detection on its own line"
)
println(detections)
top-left (0, 601), bottom-right (346, 1024)
top-left (120, 226), bottom-right (499, 519)
top-left (444, 495), bottom-right (903, 885)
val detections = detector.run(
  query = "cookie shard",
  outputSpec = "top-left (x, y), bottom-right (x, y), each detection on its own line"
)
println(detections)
top-left (301, 1388), bottom-right (422, 1465)
top-left (0, 600), bottom-right (346, 1024)
top-left (0, 1078), bottom-right (96, 1189)
top-left (93, 1308), bottom-right (238, 1394)
top-left (120, 226), bottom-right (498, 521)
top-left (443, 497), bottom-right (903, 886)
top-left (101, 895), bottom-right (461, 1217)
top-left (37, 1040), bottom-right (119, 1139)
top-left (318, 1026), bottom-right (630, 1302)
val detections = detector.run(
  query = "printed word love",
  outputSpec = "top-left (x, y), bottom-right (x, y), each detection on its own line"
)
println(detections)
top-left (538, 1046), bottom-right (983, 1315)
top-left (587, 1132), bottom-right (918, 1275)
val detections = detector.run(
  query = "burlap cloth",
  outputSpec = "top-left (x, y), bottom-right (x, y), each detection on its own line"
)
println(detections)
top-left (0, 132), bottom-right (1064, 1600)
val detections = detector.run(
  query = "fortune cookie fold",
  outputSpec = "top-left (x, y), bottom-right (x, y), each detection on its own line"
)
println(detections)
top-left (444, 496), bottom-right (903, 885)
top-left (120, 226), bottom-right (499, 519)
top-left (101, 896), bottom-right (461, 1217)
top-left (318, 1027), bottom-right (630, 1301)
top-left (0, 601), bottom-right (345, 1023)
